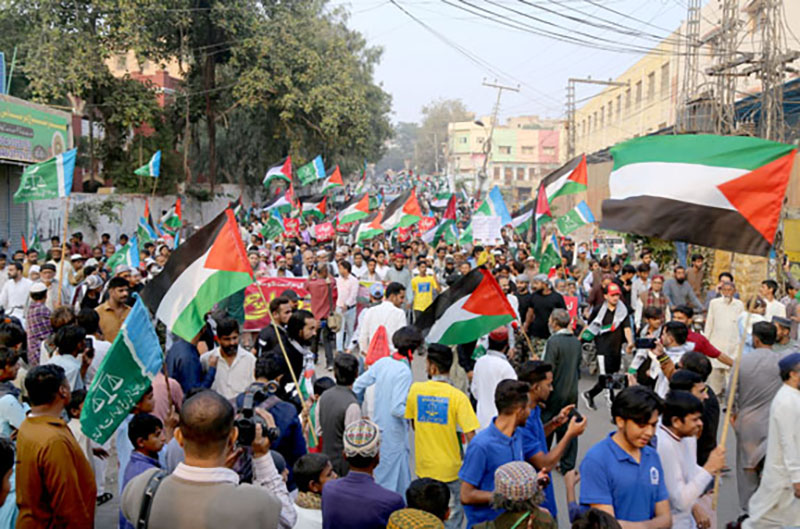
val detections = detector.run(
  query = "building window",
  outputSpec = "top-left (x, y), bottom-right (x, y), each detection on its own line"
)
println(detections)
top-left (661, 63), bottom-right (670, 97)
top-left (648, 72), bottom-right (656, 100)
top-left (593, 112), bottom-right (598, 130)
top-left (625, 88), bottom-right (632, 112)
top-left (493, 166), bottom-right (501, 179)
top-left (616, 95), bottom-right (622, 119)
top-left (582, 120), bottom-right (586, 136)
top-left (543, 147), bottom-right (556, 156)
top-left (521, 146), bottom-right (534, 155)
top-left (587, 115), bottom-right (592, 131)
top-left (528, 167), bottom-right (537, 179)
top-left (516, 167), bottom-right (525, 181)
top-left (499, 146), bottom-right (512, 155)
top-left (458, 137), bottom-right (468, 144)
top-left (504, 167), bottom-right (513, 183)
top-left (635, 81), bottom-right (642, 105)
top-left (600, 107), bottom-right (605, 129)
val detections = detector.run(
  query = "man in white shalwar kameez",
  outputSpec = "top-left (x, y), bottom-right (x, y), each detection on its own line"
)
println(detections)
top-left (744, 352), bottom-right (800, 529)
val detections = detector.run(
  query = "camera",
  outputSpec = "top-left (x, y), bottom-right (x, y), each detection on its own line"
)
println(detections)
top-left (537, 474), bottom-right (551, 489)
top-left (234, 382), bottom-right (281, 446)
top-left (634, 337), bottom-right (657, 350)
top-left (567, 408), bottom-right (583, 422)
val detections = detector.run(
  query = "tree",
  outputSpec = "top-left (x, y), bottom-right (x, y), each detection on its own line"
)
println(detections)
top-left (416, 98), bottom-right (473, 174)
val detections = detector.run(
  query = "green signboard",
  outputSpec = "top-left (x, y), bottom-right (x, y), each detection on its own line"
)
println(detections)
top-left (0, 95), bottom-right (70, 164)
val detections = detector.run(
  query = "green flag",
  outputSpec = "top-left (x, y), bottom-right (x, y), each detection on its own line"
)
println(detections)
top-left (297, 155), bottom-right (325, 186)
top-left (134, 151), bottom-right (161, 178)
top-left (106, 237), bottom-right (139, 271)
top-left (261, 212), bottom-right (285, 240)
top-left (14, 149), bottom-right (76, 203)
top-left (539, 235), bottom-right (562, 274)
top-left (80, 297), bottom-right (163, 443)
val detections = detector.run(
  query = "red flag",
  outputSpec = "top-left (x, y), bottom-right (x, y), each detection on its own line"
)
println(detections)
top-left (365, 326), bottom-right (390, 366)
top-left (444, 194), bottom-right (457, 221)
top-left (418, 216), bottom-right (437, 232)
top-left (20, 234), bottom-right (27, 253)
top-left (314, 222), bottom-right (334, 242)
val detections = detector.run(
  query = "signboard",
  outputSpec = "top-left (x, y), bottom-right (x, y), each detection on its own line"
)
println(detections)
top-left (314, 221), bottom-right (334, 242)
top-left (243, 277), bottom-right (311, 331)
top-left (472, 215), bottom-right (503, 245)
top-left (0, 94), bottom-right (70, 163)
top-left (418, 216), bottom-right (436, 233)
top-left (283, 218), bottom-right (300, 238)
top-left (563, 295), bottom-right (579, 330)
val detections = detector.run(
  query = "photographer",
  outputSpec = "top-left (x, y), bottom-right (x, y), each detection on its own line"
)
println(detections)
top-left (122, 389), bottom-right (295, 529)
top-left (233, 355), bottom-right (307, 487)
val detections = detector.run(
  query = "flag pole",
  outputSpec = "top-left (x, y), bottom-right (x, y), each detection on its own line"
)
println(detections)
top-left (253, 281), bottom-right (318, 446)
top-left (150, 176), bottom-right (158, 197)
top-left (711, 296), bottom-right (753, 509)
top-left (56, 196), bottom-right (71, 306)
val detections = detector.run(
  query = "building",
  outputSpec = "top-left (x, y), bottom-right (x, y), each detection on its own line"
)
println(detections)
top-left (0, 94), bottom-right (73, 246)
top-left (573, 0), bottom-right (800, 157)
top-left (446, 115), bottom-right (563, 205)
top-left (106, 51), bottom-right (183, 107)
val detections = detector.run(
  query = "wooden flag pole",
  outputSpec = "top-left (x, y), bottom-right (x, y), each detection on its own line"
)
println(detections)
top-left (150, 175), bottom-right (158, 197)
top-left (711, 297), bottom-right (754, 509)
top-left (56, 196), bottom-right (71, 306)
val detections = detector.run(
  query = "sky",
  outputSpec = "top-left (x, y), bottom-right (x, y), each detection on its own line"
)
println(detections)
top-left (333, 0), bottom-right (691, 124)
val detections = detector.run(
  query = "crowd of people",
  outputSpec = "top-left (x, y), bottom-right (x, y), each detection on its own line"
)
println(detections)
top-left (0, 214), bottom-right (797, 529)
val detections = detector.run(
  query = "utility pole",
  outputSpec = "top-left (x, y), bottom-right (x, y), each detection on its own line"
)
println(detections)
top-left (675, 0), bottom-right (702, 133)
top-left (566, 78), bottom-right (629, 158)
top-left (478, 79), bottom-right (519, 199)
top-left (706, 0), bottom-right (743, 135)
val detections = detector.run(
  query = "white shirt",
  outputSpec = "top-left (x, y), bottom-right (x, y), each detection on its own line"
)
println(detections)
top-left (200, 347), bottom-right (257, 399)
top-left (375, 264), bottom-right (389, 280)
top-left (86, 337), bottom-right (113, 385)
top-left (294, 505), bottom-right (322, 529)
top-left (351, 263), bottom-right (368, 280)
top-left (0, 268), bottom-right (8, 292)
top-left (45, 354), bottom-right (84, 391)
top-left (765, 298), bottom-right (786, 320)
top-left (471, 350), bottom-right (517, 431)
top-left (357, 301), bottom-right (406, 353)
top-left (655, 424), bottom-right (712, 529)
top-left (704, 297), bottom-right (745, 357)
top-left (0, 277), bottom-right (32, 322)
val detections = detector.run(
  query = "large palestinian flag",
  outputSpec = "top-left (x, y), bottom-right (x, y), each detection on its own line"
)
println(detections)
top-left (511, 199), bottom-right (535, 237)
top-left (321, 165), bottom-right (344, 194)
top-left (141, 209), bottom-right (253, 341)
top-left (301, 195), bottom-right (327, 220)
top-left (414, 268), bottom-right (516, 345)
top-left (338, 193), bottom-right (370, 224)
top-left (356, 212), bottom-right (383, 243)
top-left (541, 154), bottom-right (587, 203)
top-left (263, 156), bottom-right (292, 188)
top-left (601, 135), bottom-right (797, 256)
top-left (381, 189), bottom-right (422, 231)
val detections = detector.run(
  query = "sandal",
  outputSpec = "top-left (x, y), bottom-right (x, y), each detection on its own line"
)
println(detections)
top-left (96, 493), bottom-right (113, 506)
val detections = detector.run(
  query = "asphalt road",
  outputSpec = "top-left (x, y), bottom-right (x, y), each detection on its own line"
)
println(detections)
top-left (96, 352), bottom-right (743, 528)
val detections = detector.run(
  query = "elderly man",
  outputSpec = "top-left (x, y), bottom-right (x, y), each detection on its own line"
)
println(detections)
top-left (704, 280), bottom-right (744, 395)
top-left (732, 322), bottom-right (783, 516)
top-left (771, 316), bottom-right (798, 355)
top-left (743, 352), bottom-right (800, 529)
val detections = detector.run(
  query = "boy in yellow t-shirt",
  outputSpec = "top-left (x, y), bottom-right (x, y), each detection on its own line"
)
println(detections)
top-left (405, 344), bottom-right (479, 529)
top-left (411, 260), bottom-right (438, 321)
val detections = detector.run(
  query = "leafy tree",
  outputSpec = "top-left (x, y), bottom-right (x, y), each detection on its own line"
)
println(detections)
top-left (416, 98), bottom-right (473, 174)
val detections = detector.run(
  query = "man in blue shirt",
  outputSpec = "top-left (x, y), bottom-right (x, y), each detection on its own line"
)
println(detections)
top-left (166, 331), bottom-right (217, 394)
top-left (518, 360), bottom-right (588, 521)
top-left (579, 386), bottom-right (672, 528)
top-left (459, 379), bottom-right (530, 528)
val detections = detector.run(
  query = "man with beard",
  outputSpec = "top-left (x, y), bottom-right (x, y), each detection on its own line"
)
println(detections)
top-left (437, 256), bottom-right (457, 290)
top-left (200, 317), bottom-right (256, 399)
top-left (385, 254), bottom-right (412, 319)
top-left (256, 296), bottom-right (292, 357)
top-left (0, 262), bottom-right (32, 326)
top-left (663, 266), bottom-right (703, 313)
top-left (95, 276), bottom-right (130, 343)
top-left (38, 263), bottom-right (59, 311)
top-left (525, 275), bottom-right (566, 357)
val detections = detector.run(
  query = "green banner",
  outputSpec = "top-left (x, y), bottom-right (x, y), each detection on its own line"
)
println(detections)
top-left (0, 95), bottom-right (70, 163)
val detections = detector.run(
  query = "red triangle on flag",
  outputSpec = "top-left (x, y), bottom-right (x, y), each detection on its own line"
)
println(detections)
top-left (569, 154), bottom-right (588, 186)
top-left (535, 184), bottom-right (552, 219)
top-left (282, 156), bottom-right (292, 179)
top-left (463, 269), bottom-right (517, 317)
top-left (355, 194), bottom-right (370, 213)
top-left (444, 195), bottom-right (457, 221)
top-left (144, 199), bottom-right (150, 219)
top-left (328, 165), bottom-right (343, 186)
top-left (402, 189), bottom-right (423, 217)
top-left (205, 210), bottom-right (253, 275)
top-left (717, 150), bottom-right (796, 243)
top-left (365, 325), bottom-right (390, 366)
top-left (319, 196), bottom-right (327, 215)
top-left (175, 198), bottom-right (182, 220)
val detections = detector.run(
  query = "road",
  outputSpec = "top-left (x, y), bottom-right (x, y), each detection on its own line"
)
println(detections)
top-left (96, 352), bottom-right (743, 528)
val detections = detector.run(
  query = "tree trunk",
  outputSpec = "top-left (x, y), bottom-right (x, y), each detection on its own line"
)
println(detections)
top-left (204, 52), bottom-right (216, 193)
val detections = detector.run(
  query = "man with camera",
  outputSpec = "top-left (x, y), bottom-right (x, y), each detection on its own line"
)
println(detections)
top-left (232, 355), bottom-right (307, 487)
top-left (122, 389), bottom-right (295, 529)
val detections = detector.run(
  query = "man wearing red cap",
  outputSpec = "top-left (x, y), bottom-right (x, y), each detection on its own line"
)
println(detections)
top-left (581, 283), bottom-right (635, 410)
top-left (471, 326), bottom-right (517, 431)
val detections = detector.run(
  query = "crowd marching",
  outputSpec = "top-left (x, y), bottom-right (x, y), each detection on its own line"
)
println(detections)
top-left (0, 194), bottom-right (797, 529)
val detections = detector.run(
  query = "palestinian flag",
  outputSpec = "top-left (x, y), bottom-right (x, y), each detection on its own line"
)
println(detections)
top-left (263, 156), bottom-right (292, 188)
top-left (541, 154), bottom-right (588, 204)
top-left (414, 268), bottom-right (516, 345)
top-left (107, 236), bottom-right (140, 271)
top-left (356, 212), bottom-right (383, 243)
top-left (355, 160), bottom-right (368, 194)
top-left (556, 200), bottom-right (595, 235)
top-left (381, 189), bottom-right (422, 231)
top-left (533, 184), bottom-right (552, 255)
top-left (301, 195), bottom-right (327, 220)
top-left (338, 193), bottom-right (370, 224)
top-left (263, 191), bottom-right (293, 216)
top-left (134, 150), bottom-right (161, 178)
top-left (161, 199), bottom-right (182, 233)
top-left (430, 192), bottom-right (453, 210)
top-left (321, 165), bottom-right (343, 193)
top-left (511, 200), bottom-right (535, 237)
top-left (601, 135), bottom-right (798, 256)
top-left (422, 194), bottom-right (458, 246)
top-left (141, 209), bottom-right (253, 341)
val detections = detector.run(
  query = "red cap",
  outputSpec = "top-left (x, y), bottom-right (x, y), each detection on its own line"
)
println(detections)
top-left (393, 253), bottom-right (405, 260)
top-left (606, 283), bottom-right (622, 296)
top-left (488, 326), bottom-right (509, 342)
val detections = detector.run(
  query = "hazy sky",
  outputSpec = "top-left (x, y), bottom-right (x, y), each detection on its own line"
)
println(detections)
top-left (335, 0), bottom-right (690, 124)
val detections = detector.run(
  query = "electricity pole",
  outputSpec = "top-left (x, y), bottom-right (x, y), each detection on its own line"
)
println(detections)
top-left (676, 0), bottom-right (702, 133)
top-left (566, 77), bottom-right (629, 158)
top-left (478, 79), bottom-right (519, 199)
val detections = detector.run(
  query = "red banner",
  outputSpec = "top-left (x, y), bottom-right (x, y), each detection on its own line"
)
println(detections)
top-left (397, 226), bottom-right (412, 242)
top-left (418, 216), bottom-right (436, 232)
top-left (314, 222), bottom-right (334, 242)
top-left (243, 277), bottom-right (311, 331)
top-left (563, 295), bottom-right (579, 330)
top-left (283, 218), bottom-right (300, 238)
top-left (336, 221), bottom-right (353, 233)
